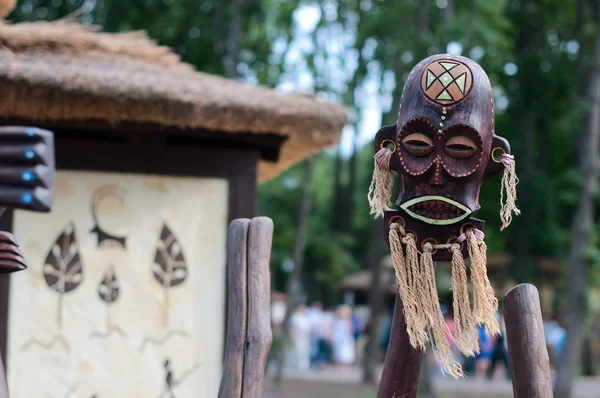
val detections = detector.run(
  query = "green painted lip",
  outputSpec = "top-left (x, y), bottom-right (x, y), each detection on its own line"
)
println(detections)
top-left (400, 195), bottom-right (472, 225)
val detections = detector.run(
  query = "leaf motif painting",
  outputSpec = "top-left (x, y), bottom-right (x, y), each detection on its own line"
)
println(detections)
top-left (90, 265), bottom-right (126, 339)
top-left (43, 221), bottom-right (83, 331)
top-left (141, 223), bottom-right (191, 348)
top-left (98, 265), bottom-right (120, 304)
top-left (43, 222), bottom-right (83, 294)
top-left (153, 224), bottom-right (188, 288)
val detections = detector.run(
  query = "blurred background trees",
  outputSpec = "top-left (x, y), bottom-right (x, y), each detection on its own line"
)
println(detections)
top-left (9, 0), bottom-right (600, 395)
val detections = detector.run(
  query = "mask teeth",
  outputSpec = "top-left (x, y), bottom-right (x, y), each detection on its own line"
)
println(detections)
top-left (408, 200), bottom-right (464, 220)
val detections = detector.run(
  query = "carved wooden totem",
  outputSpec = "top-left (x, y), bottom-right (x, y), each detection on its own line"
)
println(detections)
top-left (371, 55), bottom-right (519, 396)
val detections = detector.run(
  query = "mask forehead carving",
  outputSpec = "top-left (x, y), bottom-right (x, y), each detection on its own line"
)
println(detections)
top-left (421, 59), bottom-right (473, 105)
top-left (398, 55), bottom-right (494, 139)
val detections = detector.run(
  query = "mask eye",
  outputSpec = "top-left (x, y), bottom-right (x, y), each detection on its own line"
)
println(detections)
top-left (445, 136), bottom-right (478, 158)
top-left (402, 133), bottom-right (434, 157)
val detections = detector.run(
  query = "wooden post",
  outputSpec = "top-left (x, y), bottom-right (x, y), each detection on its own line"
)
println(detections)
top-left (219, 219), bottom-right (251, 398)
top-left (503, 283), bottom-right (553, 398)
top-left (219, 217), bottom-right (274, 398)
top-left (242, 217), bottom-right (273, 398)
top-left (376, 294), bottom-right (424, 398)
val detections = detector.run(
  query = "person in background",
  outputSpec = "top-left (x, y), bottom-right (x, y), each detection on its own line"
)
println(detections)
top-left (475, 323), bottom-right (494, 379)
top-left (315, 306), bottom-right (335, 368)
top-left (290, 305), bottom-right (311, 370)
top-left (487, 311), bottom-right (510, 379)
top-left (307, 301), bottom-right (323, 368)
top-left (332, 304), bottom-right (356, 369)
top-left (352, 306), bottom-right (369, 367)
top-left (544, 314), bottom-right (566, 370)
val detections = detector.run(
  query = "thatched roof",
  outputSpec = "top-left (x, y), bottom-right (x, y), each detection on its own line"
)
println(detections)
top-left (0, 19), bottom-right (346, 182)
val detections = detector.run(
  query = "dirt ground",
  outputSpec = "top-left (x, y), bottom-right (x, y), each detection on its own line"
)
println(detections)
top-left (263, 367), bottom-right (600, 398)
top-left (263, 377), bottom-right (599, 398)
top-left (264, 378), bottom-right (377, 398)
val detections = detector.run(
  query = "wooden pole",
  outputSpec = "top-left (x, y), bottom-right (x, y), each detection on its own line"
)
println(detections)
top-left (503, 283), bottom-right (553, 398)
top-left (242, 217), bottom-right (273, 398)
top-left (218, 219), bottom-right (251, 398)
top-left (376, 294), bottom-right (424, 398)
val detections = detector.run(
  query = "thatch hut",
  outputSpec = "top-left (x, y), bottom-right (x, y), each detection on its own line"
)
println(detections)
top-left (0, 17), bottom-right (346, 398)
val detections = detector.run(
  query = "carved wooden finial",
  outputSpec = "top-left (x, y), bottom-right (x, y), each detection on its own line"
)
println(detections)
top-left (0, 0), bottom-right (16, 18)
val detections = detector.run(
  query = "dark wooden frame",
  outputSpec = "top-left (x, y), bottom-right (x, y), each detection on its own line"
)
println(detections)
top-left (0, 123), bottom-right (269, 374)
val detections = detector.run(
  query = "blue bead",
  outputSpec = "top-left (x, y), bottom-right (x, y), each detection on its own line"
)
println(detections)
top-left (21, 193), bottom-right (32, 204)
top-left (25, 128), bottom-right (36, 137)
top-left (22, 171), bottom-right (33, 181)
top-left (24, 150), bottom-right (34, 159)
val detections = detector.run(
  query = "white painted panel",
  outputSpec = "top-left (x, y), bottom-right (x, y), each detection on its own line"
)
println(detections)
top-left (9, 171), bottom-right (228, 398)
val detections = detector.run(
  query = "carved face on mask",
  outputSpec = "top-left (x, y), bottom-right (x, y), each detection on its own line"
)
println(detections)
top-left (374, 55), bottom-right (511, 260)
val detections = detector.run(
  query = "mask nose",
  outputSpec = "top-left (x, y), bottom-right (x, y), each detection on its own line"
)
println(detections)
top-left (428, 156), bottom-right (447, 186)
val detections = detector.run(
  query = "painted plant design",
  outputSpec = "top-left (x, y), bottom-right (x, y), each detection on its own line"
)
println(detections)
top-left (141, 223), bottom-right (190, 352)
top-left (90, 265), bottom-right (126, 339)
top-left (43, 221), bottom-right (84, 329)
top-left (22, 222), bottom-right (83, 351)
top-left (153, 224), bottom-right (188, 325)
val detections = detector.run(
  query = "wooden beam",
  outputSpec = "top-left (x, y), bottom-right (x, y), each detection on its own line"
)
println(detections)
top-left (0, 119), bottom-right (286, 162)
top-left (504, 283), bottom-right (552, 398)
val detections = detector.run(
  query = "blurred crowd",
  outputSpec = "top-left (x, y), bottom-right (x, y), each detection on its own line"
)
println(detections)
top-left (288, 302), bottom-right (367, 370)
top-left (281, 300), bottom-right (568, 379)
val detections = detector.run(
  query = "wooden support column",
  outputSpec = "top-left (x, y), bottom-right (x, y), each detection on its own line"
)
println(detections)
top-left (504, 283), bottom-right (553, 398)
top-left (376, 294), bottom-right (424, 398)
top-left (219, 217), bottom-right (273, 398)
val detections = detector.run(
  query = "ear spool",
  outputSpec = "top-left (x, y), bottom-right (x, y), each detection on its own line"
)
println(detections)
top-left (492, 148), bottom-right (521, 230)
top-left (368, 140), bottom-right (396, 218)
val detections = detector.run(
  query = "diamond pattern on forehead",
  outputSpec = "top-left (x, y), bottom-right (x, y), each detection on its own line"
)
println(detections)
top-left (420, 59), bottom-right (473, 106)
top-left (440, 62), bottom-right (458, 71)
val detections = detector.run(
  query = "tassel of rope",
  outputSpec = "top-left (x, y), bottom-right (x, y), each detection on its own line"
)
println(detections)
top-left (421, 243), bottom-right (464, 378)
top-left (403, 232), bottom-right (429, 340)
top-left (389, 223), bottom-right (427, 349)
top-left (465, 229), bottom-right (500, 336)
top-left (450, 242), bottom-right (479, 357)
top-left (499, 153), bottom-right (520, 230)
top-left (388, 225), bottom-right (500, 378)
top-left (368, 146), bottom-right (394, 218)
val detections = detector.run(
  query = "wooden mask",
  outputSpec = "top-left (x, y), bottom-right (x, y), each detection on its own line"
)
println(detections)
top-left (371, 55), bottom-right (516, 261)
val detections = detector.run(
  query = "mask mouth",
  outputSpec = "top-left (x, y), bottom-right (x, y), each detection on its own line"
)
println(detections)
top-left (400, 195), bottom-right (472, 225)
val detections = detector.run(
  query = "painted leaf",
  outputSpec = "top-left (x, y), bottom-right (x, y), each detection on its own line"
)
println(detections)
top-left (98, 265), bottom-right (120, 304)
top-left (43, 222), bottom-right (83, 294)
top-left (153, 224), bottom-right (188, 287)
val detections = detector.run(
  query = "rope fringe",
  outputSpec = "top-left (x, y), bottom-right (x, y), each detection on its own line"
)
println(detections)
top-left (466, 230), bottom-right (500, 336)
top-left (388, 225), bottom-right (499, 379)
top-left (422, 243), bottom-right (464, 378)
top-left (389, 224), bottom-right (427, 349)
top-left (499, 153), bottom-right (520, 230)
top-left (451, 244), bottom-right (479, 357)
top-left (368, 146), bottom-right (394, 218)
